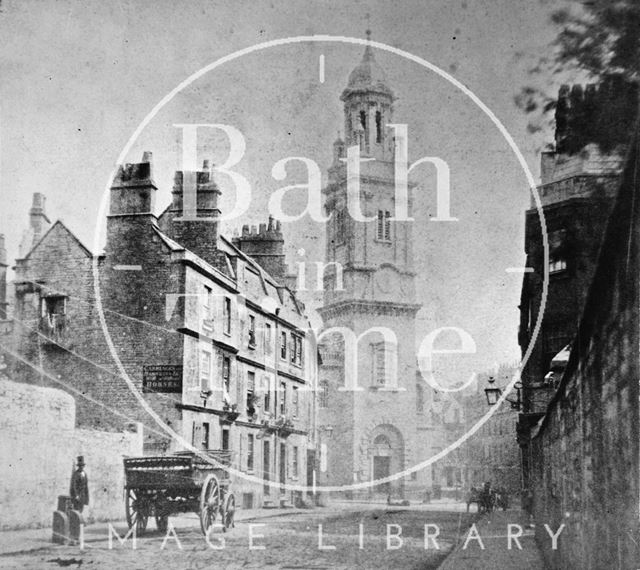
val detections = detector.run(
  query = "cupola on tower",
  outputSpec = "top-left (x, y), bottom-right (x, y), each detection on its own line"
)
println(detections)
top-left (341, 30), bottom-right (395, 161)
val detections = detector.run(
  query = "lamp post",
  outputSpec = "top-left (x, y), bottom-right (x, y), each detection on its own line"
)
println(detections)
top-left (484, 376), bottom-right (523, 410)
top-left (484, 376), bottom-right (502, 406)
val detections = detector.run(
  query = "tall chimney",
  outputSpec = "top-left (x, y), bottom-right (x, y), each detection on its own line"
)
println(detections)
top-left (232, 217), bottom-right (287, 281)
top-left (105, 151), bottom-right (158, 262)
top-left (158, 159), bottom-right (221, 266)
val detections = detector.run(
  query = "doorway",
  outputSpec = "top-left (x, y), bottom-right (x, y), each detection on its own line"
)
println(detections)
top-left (373, 456), bottom-right (391, 493)
top-left (263, 441), bottom-right (270, 496)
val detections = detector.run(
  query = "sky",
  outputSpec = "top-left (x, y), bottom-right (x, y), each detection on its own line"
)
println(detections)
top-left (0, 0), bottom-right (570, 379)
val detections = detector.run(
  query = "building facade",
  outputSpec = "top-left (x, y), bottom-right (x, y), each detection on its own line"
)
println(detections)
top-left (516, 80), bottom-right (640, 568)
top-left (516, 81), bottom-right (635, 491)
top-left (316, 40), bottom-right (433, 498)
top-left (530, 124), bottom-right (640, 570)
top-left (4, 156), bottom-right (317, 509)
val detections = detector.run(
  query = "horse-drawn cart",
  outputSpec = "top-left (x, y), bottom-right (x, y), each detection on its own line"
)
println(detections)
top-left (123, 450), bottom-right (235, 535)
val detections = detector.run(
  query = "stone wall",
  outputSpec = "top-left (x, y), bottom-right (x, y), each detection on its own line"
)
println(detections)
top-left (531, 134), bottom-right (640, 569)
top-left (0, 377), bottom-right (142, 530)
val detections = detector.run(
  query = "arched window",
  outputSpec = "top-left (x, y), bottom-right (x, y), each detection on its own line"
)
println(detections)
top-left (375, 110), bottom-right (382, 143)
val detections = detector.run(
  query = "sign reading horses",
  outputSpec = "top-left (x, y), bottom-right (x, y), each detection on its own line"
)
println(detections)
top-left (142, 365), bottom-right (183, 393)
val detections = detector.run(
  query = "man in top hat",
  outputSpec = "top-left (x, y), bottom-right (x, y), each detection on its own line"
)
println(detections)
top-left (69, 456), bottom-right (89, 513)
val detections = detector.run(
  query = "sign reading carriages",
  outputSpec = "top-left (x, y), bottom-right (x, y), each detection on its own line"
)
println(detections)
top-left (142, 365), bottom-right (183, 393)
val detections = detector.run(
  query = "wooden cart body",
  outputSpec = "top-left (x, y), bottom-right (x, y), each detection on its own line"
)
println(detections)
top-left (123, 450), bottom-right (235, 535)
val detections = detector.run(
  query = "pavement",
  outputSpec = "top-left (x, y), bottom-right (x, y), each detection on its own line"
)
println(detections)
top-left (438, 508), bottom-right (546, 570)
top-left (0, 505), bottom-right (314, 556)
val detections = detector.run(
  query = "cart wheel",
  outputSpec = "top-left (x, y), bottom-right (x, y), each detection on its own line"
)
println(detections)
top-left (199, 474), bottom-right (220, 536)
top-left (125, 488), bottom-right (149, 535)
top-left (222, 493), bottom-right (235, 532)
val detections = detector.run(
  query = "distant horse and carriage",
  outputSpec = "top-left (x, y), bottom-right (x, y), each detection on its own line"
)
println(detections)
top-left (466, 484), bottom-right (510, 513)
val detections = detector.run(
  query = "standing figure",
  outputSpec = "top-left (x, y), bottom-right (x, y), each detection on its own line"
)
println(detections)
top-left (69, 456), bottom-right (89, 513)
top-left (481, 481), bottom-right (494, 513)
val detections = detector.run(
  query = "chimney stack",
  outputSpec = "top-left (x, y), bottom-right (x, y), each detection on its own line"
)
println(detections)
top-left (109, 152), bottom-right (157, 216)
top-left (158, 159), bottom-right (222, 266)
top-left (232, 218), bottom-right (287, 282)
top-left (105, 152), bottom-right (158, 262)
top-left (29, 192), bottom-right (50, 247)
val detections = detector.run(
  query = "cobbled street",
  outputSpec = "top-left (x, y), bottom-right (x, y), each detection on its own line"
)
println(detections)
top-left (0, 508), bottom-right (476, 570)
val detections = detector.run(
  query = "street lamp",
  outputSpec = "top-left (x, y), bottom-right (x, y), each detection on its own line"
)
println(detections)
top-left (484, 376), bottom-right (502, 406)
top-left (484, 377), bottom-right (523, 410)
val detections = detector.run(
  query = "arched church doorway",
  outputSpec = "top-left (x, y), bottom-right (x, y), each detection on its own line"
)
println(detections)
top-left (368, 425), bottom-right (404, 496)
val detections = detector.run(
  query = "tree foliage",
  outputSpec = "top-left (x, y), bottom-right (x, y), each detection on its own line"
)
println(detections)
top-left (518, 0), bottom-right (640, 152)
top-left (551, 0), bottom-right (640, 81)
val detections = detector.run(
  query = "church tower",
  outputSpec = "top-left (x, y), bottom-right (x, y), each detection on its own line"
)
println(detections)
top-left (317, 35), bottom-right (428, 497)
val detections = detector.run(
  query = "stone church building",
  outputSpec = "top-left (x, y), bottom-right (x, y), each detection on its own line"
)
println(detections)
top-left (316, 40), bottom-right (434, 497)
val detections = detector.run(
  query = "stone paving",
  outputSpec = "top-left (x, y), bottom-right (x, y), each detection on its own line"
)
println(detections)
top-left (439, 509), bottom-right (546, 570)
top-left (0, 503), bottom-right (476, 569)
top-left (0, 502), bottom-right (547, 569)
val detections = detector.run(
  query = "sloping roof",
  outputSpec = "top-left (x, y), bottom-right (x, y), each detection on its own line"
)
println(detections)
top-left (219, 235), bottom-right (281, 289)
top-left (152, 225), bottom-right (185, 252)
top-left (18, 220), bottom-right (92, 261)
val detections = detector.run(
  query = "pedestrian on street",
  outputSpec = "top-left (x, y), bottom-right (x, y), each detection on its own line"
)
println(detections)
top-left (70, 455), bottom-right (89, 513)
